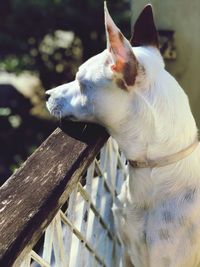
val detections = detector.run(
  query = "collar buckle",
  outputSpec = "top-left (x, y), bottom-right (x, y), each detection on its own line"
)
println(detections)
top-left (129, 160), bottom-right (149, 168)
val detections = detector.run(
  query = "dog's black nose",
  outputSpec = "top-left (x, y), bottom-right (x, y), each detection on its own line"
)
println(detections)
top-left (45, 93), bottom-right (50, 101)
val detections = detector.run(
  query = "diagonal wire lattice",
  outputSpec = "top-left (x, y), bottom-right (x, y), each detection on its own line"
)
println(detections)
top-left (20, 138), bottom-right (128, 267)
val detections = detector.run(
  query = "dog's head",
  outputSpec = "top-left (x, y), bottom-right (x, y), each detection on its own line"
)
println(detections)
top-left (46, 4), bottom-right (162, 125)
top-left (46, 4), bottom-right (196, 150)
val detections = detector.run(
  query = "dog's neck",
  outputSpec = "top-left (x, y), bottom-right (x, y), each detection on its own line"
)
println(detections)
top-left (109, 65), bottom-right (197, 163)
top-left (107, 62), bottom-right (198, 206)
top-left (110, 108), bottom-right (198, 207)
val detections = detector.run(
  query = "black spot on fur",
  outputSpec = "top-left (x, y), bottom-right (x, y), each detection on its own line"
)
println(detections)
top-left (183, 188), bottom-right (196, 203)
top-left (142, 230), bottom-right (147, 243)
top-left (162, 210), bottom-right (174, 223)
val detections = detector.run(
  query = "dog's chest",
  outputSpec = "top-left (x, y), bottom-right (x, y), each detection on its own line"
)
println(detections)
top-left (114, 183), bottom-right (200, 267)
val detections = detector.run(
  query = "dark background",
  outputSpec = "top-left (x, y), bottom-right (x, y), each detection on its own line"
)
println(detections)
top-left (0, 0), bottom-right (131, 185)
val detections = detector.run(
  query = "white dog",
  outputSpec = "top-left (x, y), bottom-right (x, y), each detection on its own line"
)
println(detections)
top-left (46, 3), bottom-right (200, 267)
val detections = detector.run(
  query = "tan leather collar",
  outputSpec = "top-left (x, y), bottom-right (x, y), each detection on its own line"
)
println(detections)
top-left (129, 139), bottom-right (199, 168)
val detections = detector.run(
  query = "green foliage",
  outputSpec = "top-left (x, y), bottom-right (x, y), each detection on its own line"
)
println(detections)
top-left (0, 0), bottom-right (131, 88)
top-left (0, 0), bottom-right (131, 184)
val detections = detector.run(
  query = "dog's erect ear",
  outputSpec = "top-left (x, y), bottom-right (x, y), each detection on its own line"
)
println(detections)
top-left (130, 4), bottom-right (159, 48)
top-left (104, 2), bottom-right (138, 88)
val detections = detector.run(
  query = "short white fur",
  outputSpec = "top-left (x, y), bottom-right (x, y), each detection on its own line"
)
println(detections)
top-left (46, 4), bottom-right (200, 267)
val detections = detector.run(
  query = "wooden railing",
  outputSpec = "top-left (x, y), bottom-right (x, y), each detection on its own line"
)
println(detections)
top-left (0, 122), bottom-right (128, 267)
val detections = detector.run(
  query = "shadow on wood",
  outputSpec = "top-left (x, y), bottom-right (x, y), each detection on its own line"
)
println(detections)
top-left (60, 120), bottom-right (109, 144)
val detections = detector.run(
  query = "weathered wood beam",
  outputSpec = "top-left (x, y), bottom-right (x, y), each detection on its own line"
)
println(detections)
top-left (0, 122), bottom-right (108, 266)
